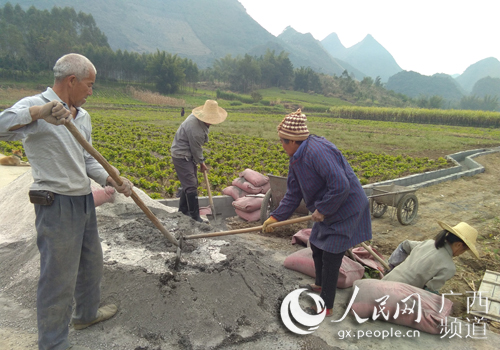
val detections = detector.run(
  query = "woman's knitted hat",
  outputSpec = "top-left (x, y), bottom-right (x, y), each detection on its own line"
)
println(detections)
top-left (277, 109), bottom-right (310, 141)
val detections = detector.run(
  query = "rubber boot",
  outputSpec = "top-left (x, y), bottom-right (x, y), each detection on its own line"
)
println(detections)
top-left (178, 191), bottom-right (189, 215)
top-left (186, 192), bottom-right (203, 222)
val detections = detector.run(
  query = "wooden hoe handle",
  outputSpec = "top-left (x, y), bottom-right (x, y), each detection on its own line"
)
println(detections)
top-left (185, 215), bottom-right (313, 240)
top-left (65, 122), bottom-right (179, 247)
top-left (360, 242), bottom-right (390, 271)
top-left (203, 169), bottom-right (217, 220)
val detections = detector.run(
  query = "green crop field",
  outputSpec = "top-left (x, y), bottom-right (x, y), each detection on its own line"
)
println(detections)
top-left (1, 84), bottom-right (499, 199)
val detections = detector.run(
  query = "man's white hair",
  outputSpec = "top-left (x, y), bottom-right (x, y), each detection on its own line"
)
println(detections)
top-left (53, 53), bottom-right (96, 81)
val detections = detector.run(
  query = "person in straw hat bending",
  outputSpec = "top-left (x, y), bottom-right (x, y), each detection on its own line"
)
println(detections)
top-left (171, 100), bottom-right (227, 222)
top-left (382, 221), bottom-right (480, 293)
top-left (262, 109), bottom-right (372, 317)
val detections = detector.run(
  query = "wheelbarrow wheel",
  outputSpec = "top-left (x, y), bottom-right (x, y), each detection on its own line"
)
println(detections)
top-left (397, 194), bottom-right (418, 225)
top-left (260, 189), bottom-right (274, 224)
top-left (371, 199), bottom-right (388, 218)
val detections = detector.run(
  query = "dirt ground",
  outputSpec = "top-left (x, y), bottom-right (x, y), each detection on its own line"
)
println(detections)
top-left (227, 151), bottom-right (500, 329)
top-left (1, 152), bottom-right (500, 349)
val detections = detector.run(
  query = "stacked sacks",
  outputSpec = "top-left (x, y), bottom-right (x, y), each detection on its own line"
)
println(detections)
top-left (237, 169), bottom-right (270, 194)
top-left (351, 279), bottom-right (453, 334)
top-left (283, 247), bottom-right (366, 288)
top-left (284, 229), bottom-right (366, 288)
top-left (289, 229), bottom-right (386, 276)
top-left (223, 169), bottom-right (270, 222)
top-left (232, 196), bottom-right (264, 222)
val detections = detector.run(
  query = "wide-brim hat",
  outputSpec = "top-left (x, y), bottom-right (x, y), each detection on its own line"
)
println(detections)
top-left (192, 100), bottom-right (227, 124)
top-left (438, 221), bottom-right (480, 259)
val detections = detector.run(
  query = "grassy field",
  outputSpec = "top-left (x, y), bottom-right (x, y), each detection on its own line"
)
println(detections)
top-left (257, 87), bottom-right (350, 106)
top-left (1, 82), bottom-right (499, 198)
top-left (86, 83), bottom-right (500, 158)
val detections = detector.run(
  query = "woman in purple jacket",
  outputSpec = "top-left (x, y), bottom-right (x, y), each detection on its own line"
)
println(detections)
top-left (263, 109), bottom-right (372, 316)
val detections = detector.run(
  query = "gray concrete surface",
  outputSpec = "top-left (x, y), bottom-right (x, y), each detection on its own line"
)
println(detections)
top-left (364, 147), bottom-right (500, 191)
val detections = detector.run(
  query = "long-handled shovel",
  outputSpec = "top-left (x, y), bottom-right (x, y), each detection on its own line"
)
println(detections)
top-left (173, 215), bottom-right (313, 270)
top-left (202, 169), bottom-right (220, 222)
top-left (359, 242), bottom-right (390, 271)
top-left (65, 122), bottom-right (179, 247)
top-left (181, 215), bottom-right (390, 270)
top-left (185, 215), bottom-right (312, 240)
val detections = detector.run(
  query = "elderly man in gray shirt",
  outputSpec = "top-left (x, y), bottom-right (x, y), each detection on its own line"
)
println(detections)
top-left (171, 100), bottom-right (227, 222)
top-left (0, 53), bottom-right (133, 350)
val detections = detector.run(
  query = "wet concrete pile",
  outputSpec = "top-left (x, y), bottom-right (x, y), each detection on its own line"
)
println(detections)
top-left (0, 172), bottom-right (316, 349)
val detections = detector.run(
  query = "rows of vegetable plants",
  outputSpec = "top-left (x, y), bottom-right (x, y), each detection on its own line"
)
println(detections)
top-left (2, 104), bottom-right (482, 200)
top-left (86, 110), bottom-right (452, 199)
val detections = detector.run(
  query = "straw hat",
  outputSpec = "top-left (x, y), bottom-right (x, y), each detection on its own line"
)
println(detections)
top-left (192, 100), bottom-right (227, 125)
top-left (438, 221), bottom-right (480, 258)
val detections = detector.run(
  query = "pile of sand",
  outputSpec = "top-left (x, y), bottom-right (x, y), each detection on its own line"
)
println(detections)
top-left (0, 153), bottom-right (32, 190)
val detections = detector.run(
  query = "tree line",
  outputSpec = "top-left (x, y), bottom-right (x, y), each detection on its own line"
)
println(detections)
top-left (0, 3), bottom-right (108, 73)
top-left (0, 3), bottom-right (199, 94)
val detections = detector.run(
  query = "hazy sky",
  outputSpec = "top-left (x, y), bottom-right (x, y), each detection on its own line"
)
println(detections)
top-left (237, 0), bottom-right (499, 76)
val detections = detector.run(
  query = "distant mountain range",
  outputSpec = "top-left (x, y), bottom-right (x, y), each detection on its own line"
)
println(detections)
top-left (2, 0), bottom-right (400, 80)
top-left (472, 76), bottom-right (500, 98)
top-left (386, 58), bottom-right (500, 102)
top-left (385, 71), bottom-right (465, 100)
top-left (2, 0), bottom-right (499, 100)
top-left (456, 57), bottom-right (500, 92)
top-left (246, 27), bottom-right (352, 77)
top-left (322, 33), bottom-right (402, 82)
